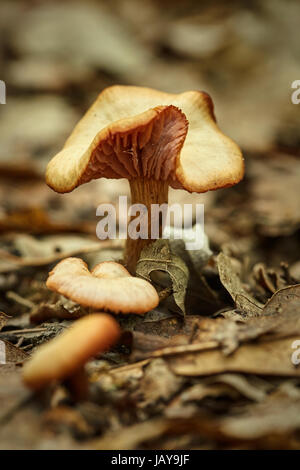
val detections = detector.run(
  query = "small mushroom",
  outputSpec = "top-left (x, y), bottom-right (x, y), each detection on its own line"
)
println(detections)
top-left (22, 313), bottom-right (120, 398)
top-left (46, 86), bottom-right (244, 272)
top-left (46, 257), bottom-right (159, 314)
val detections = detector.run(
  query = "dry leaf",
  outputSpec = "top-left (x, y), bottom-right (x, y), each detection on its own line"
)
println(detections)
top-left (0, 234), bottom-right (120, 272)
top-left (168, 336), bottom-right (300, 377)
top-left (264, 284), bottom-right (300, 314)
top-left (136, 239), bottom-right (189, 315)
top-left (30, 300), bottom-right (85, 324)
top-left (220, 397), bottom-right (300, 441)
top-left (217, 252), bottom-right (262, 313)
top-left (133, 358), bottom-right (183, 408)
top-left (0, 312), bottom-right (10, 331)
top-left (92, 417), bottom-right (170, 450)
top-left (0, 340), bottom-right (28, 363)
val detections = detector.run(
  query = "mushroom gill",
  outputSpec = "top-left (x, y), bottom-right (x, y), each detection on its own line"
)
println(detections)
top-left (78, 105), bottom-right (188, 187)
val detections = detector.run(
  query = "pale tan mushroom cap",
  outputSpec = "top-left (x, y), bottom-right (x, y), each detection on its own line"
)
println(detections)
top-left (23, 314), bottom-right (121, 390)
top-left (46, 85), bottom-right (244, 194)
top-left (46, 257), bottom-right (159, 314)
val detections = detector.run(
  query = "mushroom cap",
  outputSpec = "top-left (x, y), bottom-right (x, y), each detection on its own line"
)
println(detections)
top-left (46, 85), bottom-right (244, 194)
top-left (46, 257), bottom-right (159, 314)
top-left (23, 314), bottom-right (120, 390)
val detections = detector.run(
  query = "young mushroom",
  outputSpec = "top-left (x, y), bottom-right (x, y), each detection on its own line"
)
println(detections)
top-left (46, 257), bottom-right (159, 314)
top-left (46, 86), bottom-right (244, 273)
top-left (22, 314), bottom-right (120, 400)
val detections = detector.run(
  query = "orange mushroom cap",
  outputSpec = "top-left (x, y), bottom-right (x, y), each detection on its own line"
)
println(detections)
top-left (46, 85), bottom-right (244, 194)
top-left (46, 257), bottom-right (159, 314)
top-left (22, 313), bottom-right (120, 390)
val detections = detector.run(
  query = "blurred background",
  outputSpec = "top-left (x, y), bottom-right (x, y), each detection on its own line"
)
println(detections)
top-left (0, 0), bottom-right (299, 267)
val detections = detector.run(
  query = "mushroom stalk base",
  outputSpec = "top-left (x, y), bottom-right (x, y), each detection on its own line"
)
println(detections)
top-left (124, 178), bottom-right (169, 273)
top-left (65, 366), bottom-right (88, 401)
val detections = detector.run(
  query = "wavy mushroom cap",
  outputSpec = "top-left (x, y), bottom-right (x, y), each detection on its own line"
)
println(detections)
top-left (46, 257), bottom-right (159, 314)
top-left (23, 314), bottom-right (120, 390)
top-left (46, 85), bottom-right (244, 194)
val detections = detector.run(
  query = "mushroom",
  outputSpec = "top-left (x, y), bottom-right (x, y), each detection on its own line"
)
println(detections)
top-left (46, 257), bottom-right (159, 314)
top-left (22, 313), bottom-right (120, 399)
top-left (46, 86), bottom-right (244, 273)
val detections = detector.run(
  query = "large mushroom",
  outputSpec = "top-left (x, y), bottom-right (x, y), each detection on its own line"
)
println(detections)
top-left (46, 86), bottom-right (244, 273)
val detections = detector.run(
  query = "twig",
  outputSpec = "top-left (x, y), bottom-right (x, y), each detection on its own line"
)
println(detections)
top-left (6, 291), bottom-right (35, 309)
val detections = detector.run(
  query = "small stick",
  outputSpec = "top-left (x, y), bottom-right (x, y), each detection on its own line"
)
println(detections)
top-left (6, 291), bottom-right (35, 309)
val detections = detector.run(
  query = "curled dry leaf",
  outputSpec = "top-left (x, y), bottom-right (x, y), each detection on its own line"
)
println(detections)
top-left (167, 336), bottom-right (300, 378)
top-left (217, 252), bottom-right (263, 314)
top-left (136, 239), bottom-right (189, 315)
top-left (264, 284), bottom-right (300, 314)
top-left (205, 285), bottom-right (300, 354)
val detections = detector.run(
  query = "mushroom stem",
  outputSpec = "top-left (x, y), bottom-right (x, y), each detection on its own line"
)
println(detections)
top-left (124, 178), bottom-right (169, 273)
top-left (65, 366), bottom-right (89, 401)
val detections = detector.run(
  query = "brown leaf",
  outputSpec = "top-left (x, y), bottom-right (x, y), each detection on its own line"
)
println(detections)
top-left (0, 234), bottom-right (120, 273)
top-left (217, 252), bottom-right (262, 313)
top-left (264, 284), bottom-right (300, 314)
top-left (167, 337), bottom-right (300, 377)
top-left (133, 358), bottom-right (183, 408)
top-left (165, 382), bottom-right (239, 418)
top-left (212, 286), bottom-right (300, 354)
top-left (0, 312), bottom-right (10, 331)
top-left (220, 397), bottom-right (300, 441)
top-left (92, 417), bottom-right (170, 450)
top-left (136, 239), bottom-right (189, 315)
top-left (30, 300), bottom-right (85, 324)
top-left (0, 340), bottom-right (28, 363)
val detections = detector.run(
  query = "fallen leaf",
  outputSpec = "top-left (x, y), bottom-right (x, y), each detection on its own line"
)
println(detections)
top-left (207, 374), bottom-right (268, 402)
top-left (217, 252), bottom-right (262, 312)
top-left (0, 312), bottom-right (10, 331)
top-left (220, 397), bottom-right (300, 441)
top-left (167, 336), bottom-right (300, 377)
top-left (133, 358), bottom-right (183, 408)
top-left (0, 234), bottom-right (121, 272)
top-left (264, 284), bottom-right (300, 314)
top-left (165, 382), bottom-right (239, 418)
top-left (30, 300), bottom-right (85, 324)
top-left (0, 340), bottom-right (28, 363)
top-left (136, 239), bottom-right (189, 315)
top-left (92, 417), bottom-right (170, 450)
